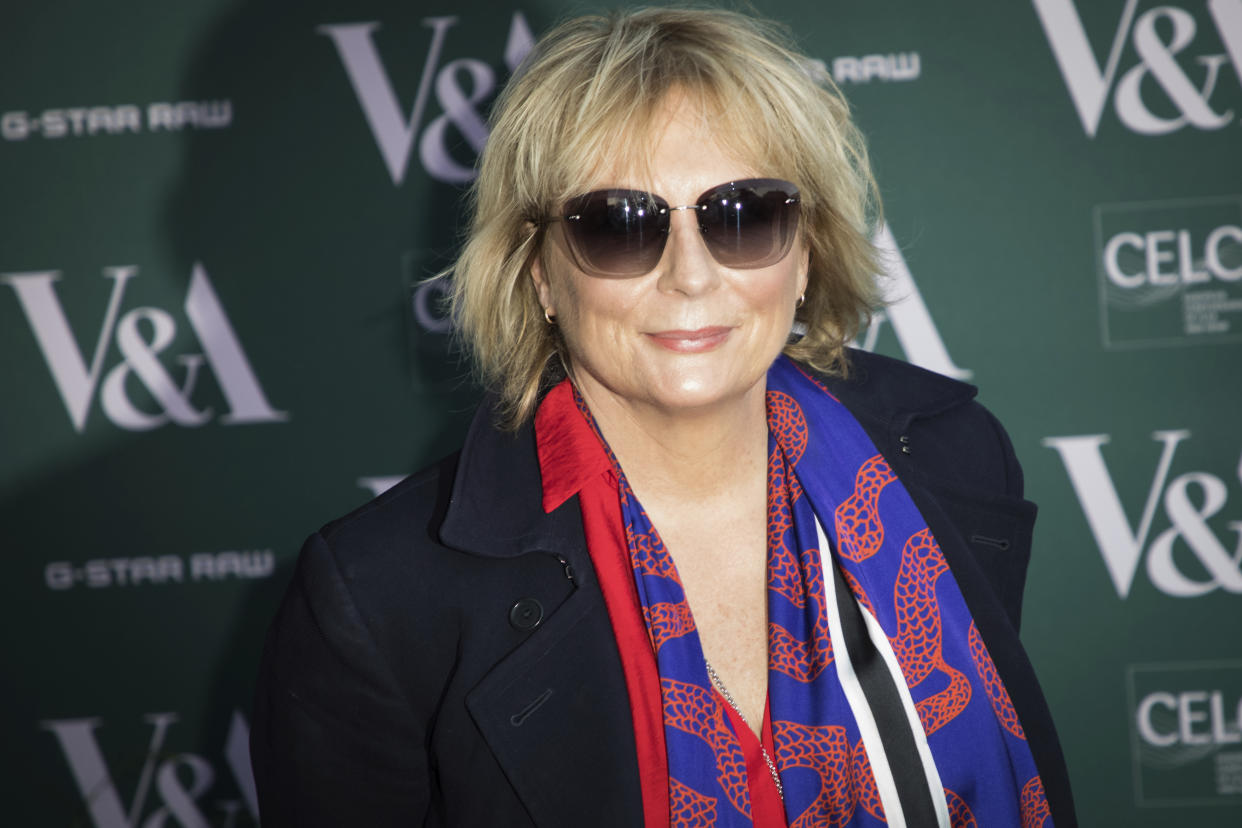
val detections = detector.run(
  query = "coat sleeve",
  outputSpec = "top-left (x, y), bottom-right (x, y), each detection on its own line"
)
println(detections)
top-left (250, 531), bottom-right (430, 827)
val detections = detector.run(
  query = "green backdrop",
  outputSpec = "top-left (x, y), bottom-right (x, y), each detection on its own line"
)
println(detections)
top-left (3, 0), bottom-right (1240, 824)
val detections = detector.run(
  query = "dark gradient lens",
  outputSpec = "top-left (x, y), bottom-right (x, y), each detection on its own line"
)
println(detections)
top-left (555, 178), bottom-right (799, 277)
top-left (697, 179), bottom-right (800, 269)
top-left (563, 190), bottom-right (668, 277)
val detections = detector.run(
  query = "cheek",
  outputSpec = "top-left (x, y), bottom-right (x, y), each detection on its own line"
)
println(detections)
top-left (554, 276), bottom-right (636, 355)
top-left (750, 268), bottom-right (802, 319)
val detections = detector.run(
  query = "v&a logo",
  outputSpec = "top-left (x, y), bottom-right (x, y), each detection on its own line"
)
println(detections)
top-left (319, 12), bottom-right (535, 185)
top-left (43, 711), bottom-right (257, 828)
top-left (1033, 0), bottom-right (1242, 137)
top-left (2, 262), bottom-right (287, 432)
top-left (1043, 429), bottom-right (1242, 598)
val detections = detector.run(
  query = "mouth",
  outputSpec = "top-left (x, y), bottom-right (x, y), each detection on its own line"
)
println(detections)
top-left (645, 326), bottom-right (733, 353)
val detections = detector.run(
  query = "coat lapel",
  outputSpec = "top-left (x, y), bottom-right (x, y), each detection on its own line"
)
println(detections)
top-left (464, 562), bottom-right (644, 827)
top-left (438, 399), bottom-right (644, 827)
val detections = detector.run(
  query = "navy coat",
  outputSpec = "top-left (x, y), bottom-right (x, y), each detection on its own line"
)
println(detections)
top-left (250, 349), bottom-right (1077, 826)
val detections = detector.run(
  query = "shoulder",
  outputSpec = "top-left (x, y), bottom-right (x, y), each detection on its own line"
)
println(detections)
top-left (286, 453), bottom-right (460, 618)
top-left (315, 453), bottom-right (458, 571)
top-left (828, 348), bottom-right (976, 425)
top-left (817, 349), bottom-right (1024, 500)
top-left (813, 350), bottom-right (1037, 630)
top-left (275, 451), bottom-right (466, 677)
top-left (289, 390), bottom-right (553, 622)
top-left (252, 458), bottom-right (465, 825)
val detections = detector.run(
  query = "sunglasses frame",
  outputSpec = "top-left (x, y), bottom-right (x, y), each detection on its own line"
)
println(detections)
top-left (540, 177), bottom-right (801, 278)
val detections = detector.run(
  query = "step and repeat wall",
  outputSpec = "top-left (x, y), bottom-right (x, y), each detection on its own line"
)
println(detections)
top-left (2, 0), bottom-right (1239, 824)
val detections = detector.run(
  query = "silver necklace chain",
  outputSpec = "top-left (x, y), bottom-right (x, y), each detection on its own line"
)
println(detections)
top-left (703, 659), bottom-right (785, 802)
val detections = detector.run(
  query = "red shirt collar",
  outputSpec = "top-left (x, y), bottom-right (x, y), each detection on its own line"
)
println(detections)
top-left (534, 379), bottom-right (614, 513)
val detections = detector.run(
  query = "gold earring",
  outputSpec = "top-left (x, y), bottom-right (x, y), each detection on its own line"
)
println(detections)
top-left (796, 293), bottom-right (806, 308)
top-left (544, 308), bottom-right (556, 324)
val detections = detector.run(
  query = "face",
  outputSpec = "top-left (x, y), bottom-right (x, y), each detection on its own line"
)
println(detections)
top-left (531, 96), bottom-right (809, 423)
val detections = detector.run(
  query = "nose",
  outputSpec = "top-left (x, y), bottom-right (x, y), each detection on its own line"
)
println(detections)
top-left (656, 208), bottom-right (721, 296)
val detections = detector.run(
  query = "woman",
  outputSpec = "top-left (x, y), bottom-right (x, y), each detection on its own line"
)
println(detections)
top-left (252, 7), bottom-right (1076, 827)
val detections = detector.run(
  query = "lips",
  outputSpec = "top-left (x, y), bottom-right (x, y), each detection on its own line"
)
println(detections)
top-left (646, 326), bottom-right (733, 353)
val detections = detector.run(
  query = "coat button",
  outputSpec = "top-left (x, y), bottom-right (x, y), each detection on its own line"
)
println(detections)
top-left (509, 598), bottom-right (544, 631)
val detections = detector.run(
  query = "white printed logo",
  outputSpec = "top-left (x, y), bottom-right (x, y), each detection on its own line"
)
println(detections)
top-left (1103, 225), bottom-right (1242, 289)
top-left (43, 711), bottom-right (256, 828)
top-left (1137, 687), bottom-right (1242, 747)
top-left (1, 101), bottom-right (232, 141)
top-left (1033, 0), bottom-right (1242, 136)
top-left (813, 53), bottom-right (921, 85)
top-left (319, 13), bottom-right (535, 184)
top-left (1127, 661), bottom-right (1242, 802)
top-left (1094, 195), bottom-right (1242, 347)
top-left (2, 263), bottom-right (287, 432)
top-left (1043, 430), bottom-right (1242, 598)
top-left (858, 223), bottom-right (973, 380)
top-left (44, 550), bottom-right (275, 590)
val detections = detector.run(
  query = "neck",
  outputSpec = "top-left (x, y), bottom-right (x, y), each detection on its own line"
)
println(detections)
top-left (574, 379), bottom-right (770, 502)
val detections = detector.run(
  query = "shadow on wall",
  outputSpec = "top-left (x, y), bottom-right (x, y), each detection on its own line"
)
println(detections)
top-left (11, 0), bottom-right (562, 824)
top-left (163, 0), bottom-right (564, 820)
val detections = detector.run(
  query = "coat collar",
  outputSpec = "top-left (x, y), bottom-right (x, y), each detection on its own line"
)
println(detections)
top-left (817, 348), bottom-right (978, 435)
top-left (437, 396), bottom-right (587, 558)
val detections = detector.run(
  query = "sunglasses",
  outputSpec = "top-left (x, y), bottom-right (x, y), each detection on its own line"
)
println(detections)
top-left (542, 177), bottom-right (801, 278)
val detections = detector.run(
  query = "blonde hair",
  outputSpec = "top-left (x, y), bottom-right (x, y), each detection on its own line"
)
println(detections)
top-left (447, 5), bottom-right (883, 427)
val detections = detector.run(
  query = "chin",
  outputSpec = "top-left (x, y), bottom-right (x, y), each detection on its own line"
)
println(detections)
top-left (644, 371), bottom-right (757, 413)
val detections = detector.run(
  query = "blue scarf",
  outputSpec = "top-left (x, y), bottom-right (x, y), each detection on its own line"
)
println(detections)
top-left (580, 356), bottom-right (1051, 826)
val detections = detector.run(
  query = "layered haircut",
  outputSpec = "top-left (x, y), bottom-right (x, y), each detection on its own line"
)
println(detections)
top-left (447, 6), bottom-right (883, 427)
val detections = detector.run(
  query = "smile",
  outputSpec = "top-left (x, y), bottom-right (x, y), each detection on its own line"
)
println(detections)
top-left (645, 326), bottom-right (733, 353)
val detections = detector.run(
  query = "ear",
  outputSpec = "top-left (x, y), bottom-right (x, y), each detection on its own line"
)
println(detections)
top-left (530, 244), bottom-right (555, 313)
top-left (797, 245), bottom-right (810, 298)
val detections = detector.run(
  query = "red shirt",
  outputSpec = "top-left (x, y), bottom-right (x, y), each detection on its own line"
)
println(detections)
top-left (535, 380), bottom-right (787, 827)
